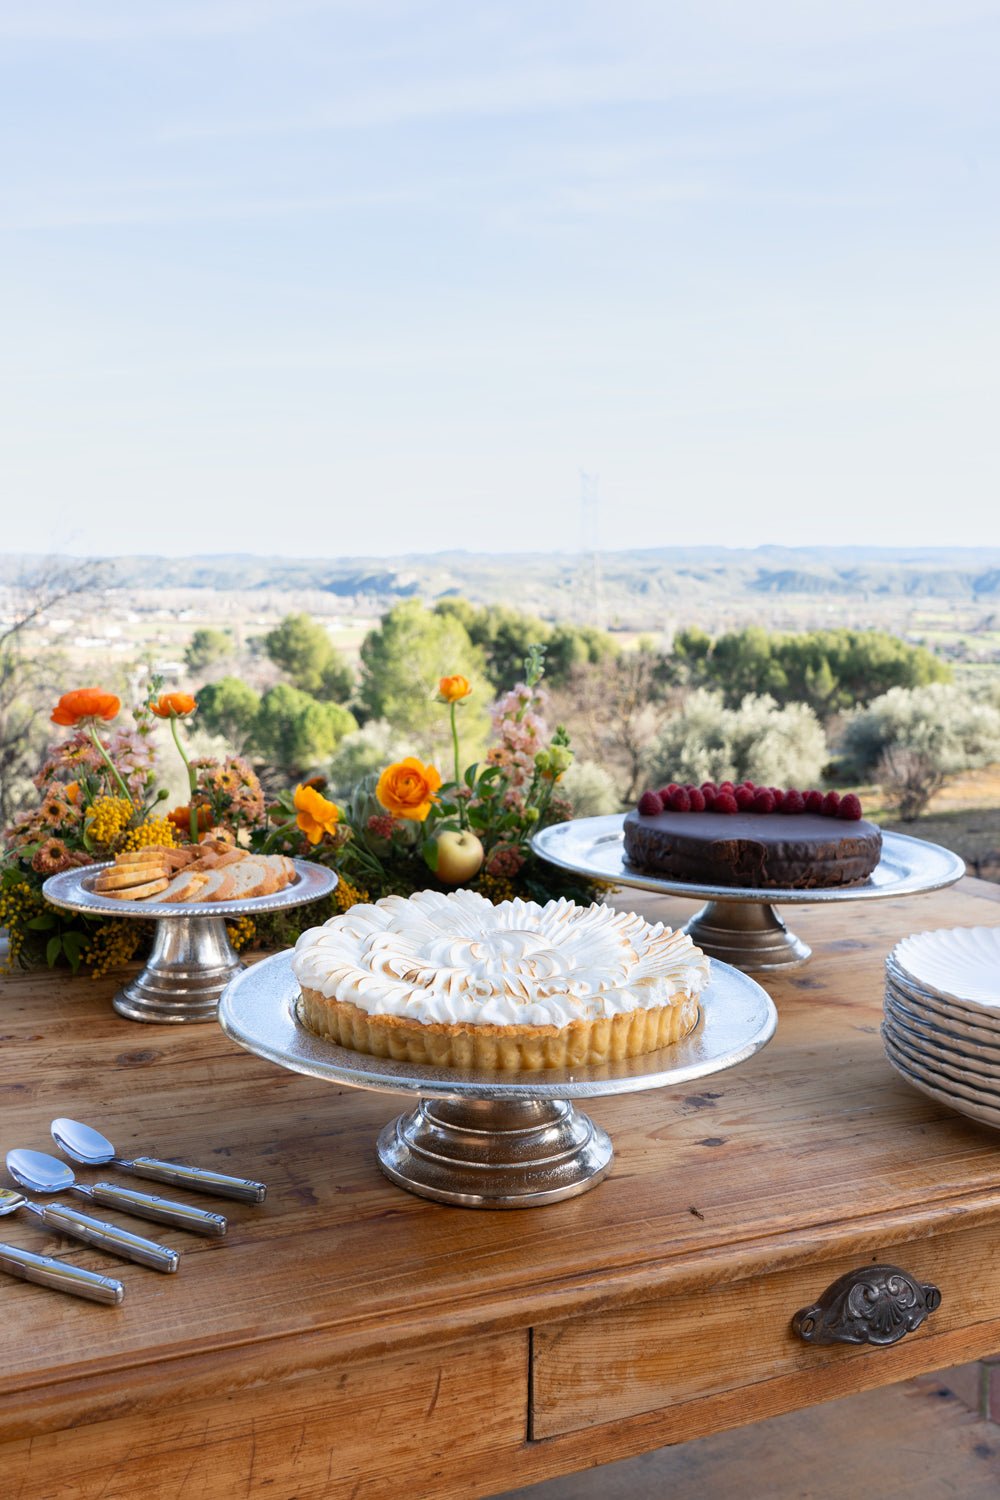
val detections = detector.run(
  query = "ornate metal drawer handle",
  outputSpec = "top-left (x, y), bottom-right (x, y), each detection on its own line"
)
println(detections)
top-left (792, 1264), bottom-right (942, 1347)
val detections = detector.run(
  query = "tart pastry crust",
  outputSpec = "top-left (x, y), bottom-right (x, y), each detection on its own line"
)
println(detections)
top-left (298, 986), bottom-right (699, 1069)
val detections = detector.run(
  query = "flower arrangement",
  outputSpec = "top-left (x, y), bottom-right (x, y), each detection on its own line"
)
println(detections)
top-left (254, 645), bottom-right (599, 922)
top-left (1, 649), bottom-right (599, 977)
top-left (0, 681), bottom-right (266, 976)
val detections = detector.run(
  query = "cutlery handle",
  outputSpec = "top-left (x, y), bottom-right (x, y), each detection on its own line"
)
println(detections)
top-left (90, 1182), bottom-right (227, 1238)
top-left (37, 1202), bottom-right (179, 1273)
top-left (0, 1242), bottom-right (124, 1304)
top-left (126, 1157), bottom-right (267, 1204)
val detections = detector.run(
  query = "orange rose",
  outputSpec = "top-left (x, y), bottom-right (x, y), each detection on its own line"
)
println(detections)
top-left (51, 688), bottom-right (121, 727)
top-left (293, 784), bottom-right (341, 845)
top-left (64, 781), bottom-right (81, 805)
top-left (376, 757), bottom-right (442, 822)
top-left (438, 675), bottom-right (472, 702)
top-left (150, 692), bottom-right (197, 719)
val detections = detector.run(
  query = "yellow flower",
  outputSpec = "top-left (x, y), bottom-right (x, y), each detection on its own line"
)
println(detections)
top-left (438, 674), bottom-right (472, 703)
top-left (119, 818), bottom-right (177, 852)
top-left (293, 784), bottom-right (341, 845)
top-left (376, 757), bottom-right (442, 822)
top-left (334, 878), bottom-right (370, 913)
top-left (85, 795), bottom-right (135, 849)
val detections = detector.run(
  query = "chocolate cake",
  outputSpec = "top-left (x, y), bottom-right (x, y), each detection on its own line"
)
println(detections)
top-left (622, 782), bottom-right (882, 890)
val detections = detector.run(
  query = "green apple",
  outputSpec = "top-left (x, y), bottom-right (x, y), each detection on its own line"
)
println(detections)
top-left (433, 830), bottom-right (485, 886)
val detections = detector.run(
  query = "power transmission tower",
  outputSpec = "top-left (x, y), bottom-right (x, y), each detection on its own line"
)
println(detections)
top-left (579, 471), bottom-right (606, 629)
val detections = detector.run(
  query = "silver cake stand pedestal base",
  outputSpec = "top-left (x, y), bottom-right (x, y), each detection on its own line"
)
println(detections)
top-left (684, 899), bottom-right (811, 971)
top-left (531, 818), bottom-right (966, 974)
top-left (43, 861), bottom-right (338, 1024)
top-left (218, 952), bottom-right (776, 1209)
top-left (114, 915), bottom-right (244, 1023)
top-left (377, 1097), bottom-right (613, 1207)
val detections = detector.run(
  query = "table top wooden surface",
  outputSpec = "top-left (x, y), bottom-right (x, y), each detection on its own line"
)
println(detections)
top-left (3, 874), bottom-right (1000, 1446)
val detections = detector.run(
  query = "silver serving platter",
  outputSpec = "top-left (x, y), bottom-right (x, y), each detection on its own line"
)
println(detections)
top-left (44, 857), bottom-right (336, 920)
top-left (532, 817), bottom-right (965, 972)
top-left (219, 950), bottom-right (777, 1208)
top-left (44, 860), bottom-right (337, 1025)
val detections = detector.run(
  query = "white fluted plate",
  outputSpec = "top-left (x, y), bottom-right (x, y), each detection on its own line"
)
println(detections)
top-left (883, 1036), bottom-right (1000, 1132)
top-left (882, 1008), bottom-right (1000, 1088)
top-left (884, 987), bottom-right (1000, 1063)
top-left (892, 926), bottom-right (1000, 1011)
top-left (884, 1025), bottom-right (1000, 1105)
top-left (885, 955), bottom-right (1000, 1037)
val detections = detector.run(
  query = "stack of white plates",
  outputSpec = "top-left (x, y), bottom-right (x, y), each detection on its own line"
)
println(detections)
top-left (883, 926), bottom-right (1000, 1130)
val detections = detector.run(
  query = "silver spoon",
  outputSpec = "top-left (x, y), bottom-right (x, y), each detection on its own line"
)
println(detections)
top-left (0, 1186), bottom-right (178, 1273)
top-left (0, 1241), bottom-right (124, 1304)
top-left (51, 1119), bottom-right (267, 1204)
top-left (7, 1149), bottom-right (227, 1239)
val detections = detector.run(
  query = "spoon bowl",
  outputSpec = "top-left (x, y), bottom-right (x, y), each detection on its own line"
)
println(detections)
top-left (6, 1150), bottom-right (75, 1195)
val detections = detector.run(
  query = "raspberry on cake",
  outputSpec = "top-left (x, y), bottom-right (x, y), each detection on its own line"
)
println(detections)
top-left (292, 890), bottom-right (709, 1070)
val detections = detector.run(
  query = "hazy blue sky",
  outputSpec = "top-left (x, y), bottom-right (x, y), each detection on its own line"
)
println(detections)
top-left (1, 1), bottom-right (998, 557)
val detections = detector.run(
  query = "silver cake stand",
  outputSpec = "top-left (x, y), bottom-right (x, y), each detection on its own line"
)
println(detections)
top-left (43, 861), bottom-right (338, 1024)
top-left (218, 951), bottom-right (777, 1209)
top-left (532, 817), bottom-right (965, 973)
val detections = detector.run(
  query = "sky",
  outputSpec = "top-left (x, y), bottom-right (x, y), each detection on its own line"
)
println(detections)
top-left (1, 0), bottom-right (998, 558)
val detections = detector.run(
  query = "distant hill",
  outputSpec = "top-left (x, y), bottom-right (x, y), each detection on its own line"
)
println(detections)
top-left (5, 546), bottom-right (1000, 625)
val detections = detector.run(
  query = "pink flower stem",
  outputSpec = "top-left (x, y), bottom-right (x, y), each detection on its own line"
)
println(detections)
top-left (87, 725), bottom-right (136, 807)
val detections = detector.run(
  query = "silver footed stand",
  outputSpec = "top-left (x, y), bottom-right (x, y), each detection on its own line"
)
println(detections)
top-left (683, 899), bottom-right (811, 970)
top-left (219, 952), bottom-right (776, 1210)
top-left (530, 817), bottom-right (966, 974)
top-left (114, 914), bottom-right (241, 1023)
top-left (377, 1097), bottom-right (613, 1207)
top-left (42, 861), bottom-right (338, 1023)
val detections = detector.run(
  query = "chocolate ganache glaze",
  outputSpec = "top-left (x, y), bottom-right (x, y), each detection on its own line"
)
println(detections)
top-left (622, 808), bottom-right (882, 890)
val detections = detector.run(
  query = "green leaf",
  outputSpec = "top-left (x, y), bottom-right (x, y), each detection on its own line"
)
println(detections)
top-left (27, 914), bottom-right (56, 931)
top-left (61, 930), bottom-right (85, 972)
top-left (46, 935), bottom-right (63, 967)
top-left (422, 838), bottom-right (439, 874)
top-left (464, 762), bottom-right (479, 788)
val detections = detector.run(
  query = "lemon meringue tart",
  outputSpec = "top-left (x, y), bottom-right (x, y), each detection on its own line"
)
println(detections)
top-left (291, 889), bottom-right (709, 1070)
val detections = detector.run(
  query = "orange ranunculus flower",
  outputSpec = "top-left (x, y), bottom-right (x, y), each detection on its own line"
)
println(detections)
top-left (51, 688), bottom-right (121, 727)
top-left (168, 803), bottom-right (213, 837)
top-left (438, 675), bottom-right (472, 702)
top-left (293, 783), bottom-right (341, 845)
top-left (65, 781), bottom-right (81, 805)
top-left (376, 757), bottom-right (442, 822)
top-left (150, 692), bottom-right (197, 719)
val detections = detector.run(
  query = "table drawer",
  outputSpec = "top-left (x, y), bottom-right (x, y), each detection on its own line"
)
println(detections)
top-left (532, 1221), bottom-right (1000, 1439)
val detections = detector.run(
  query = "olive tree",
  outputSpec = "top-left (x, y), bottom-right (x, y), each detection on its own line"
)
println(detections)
top-left (839, 684), bottom-right (1000, 818)
top-left (650, 690), bottom-right (829, 789)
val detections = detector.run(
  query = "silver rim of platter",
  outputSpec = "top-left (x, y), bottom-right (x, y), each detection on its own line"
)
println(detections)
top-left (531, 816), bottom-right (966, 973)
top-left (43, 861), bottom-right (338, 1024)
top-left (219, 950), bottom-right (777, 1209)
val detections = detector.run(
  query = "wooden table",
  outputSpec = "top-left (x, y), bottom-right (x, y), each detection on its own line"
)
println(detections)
top-left (3, 877), bottom-right (1000, 1499)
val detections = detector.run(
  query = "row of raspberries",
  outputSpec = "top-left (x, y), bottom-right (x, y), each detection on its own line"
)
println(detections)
top-left (637, 781), bottom-right (863, 820)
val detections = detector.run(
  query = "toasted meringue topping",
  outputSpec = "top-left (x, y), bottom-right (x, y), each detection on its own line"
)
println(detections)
top-left (292, 889), bottom-right (710, 1027)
